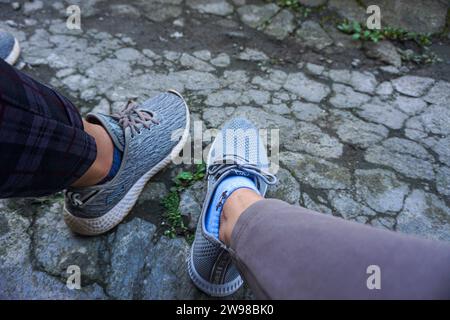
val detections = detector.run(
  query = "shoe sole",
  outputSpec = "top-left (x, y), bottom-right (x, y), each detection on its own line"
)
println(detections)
top-left (187, 246), bottom-right (243, 297)
top-left (63, 90), bottom-right (190, 236)
top-left (5, 38), bottom-right (20, 65)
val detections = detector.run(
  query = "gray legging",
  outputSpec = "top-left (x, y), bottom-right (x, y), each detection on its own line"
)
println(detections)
top-left (228, 199), bottom-right (450, 299)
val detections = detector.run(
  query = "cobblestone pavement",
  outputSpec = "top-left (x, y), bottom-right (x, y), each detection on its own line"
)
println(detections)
top-left (0, 0), bottom-right (449, 299)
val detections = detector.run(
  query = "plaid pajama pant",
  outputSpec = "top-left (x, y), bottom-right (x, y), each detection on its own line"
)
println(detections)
top-left (0, 58), bottom-right (96, 198)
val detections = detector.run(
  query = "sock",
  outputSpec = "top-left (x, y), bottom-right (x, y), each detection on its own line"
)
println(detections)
top-left (205, 175), bottom-right (260, 239)
top-left (98, 146), bottom-right (122, 185)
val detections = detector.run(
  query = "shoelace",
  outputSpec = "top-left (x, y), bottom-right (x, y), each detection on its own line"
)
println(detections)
top-left (66, 191), bottom-right (83, 206)
top-left (111, 100), bottom-right (159, 137)
top-left (208, 161), bottom-right (277, 186)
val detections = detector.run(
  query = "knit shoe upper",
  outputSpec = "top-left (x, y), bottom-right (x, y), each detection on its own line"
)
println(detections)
top-left (188, 118), bottom-right (276, 297)
top-left (64, 91), bottom-right (189, 235)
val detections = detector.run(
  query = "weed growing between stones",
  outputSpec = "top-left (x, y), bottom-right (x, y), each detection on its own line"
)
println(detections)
top-left (273, 0), bottom-right (312, 18)
top-left (398, 48), bottom-right (442, 65)
top-left (337, 20), bottom-right (433, 46)
top-left (161, 163), bottom-right (206, 242)
top-left (266, 0), bottom-right (313, 19)
top-left (337, 20), bottom-right (442, 65)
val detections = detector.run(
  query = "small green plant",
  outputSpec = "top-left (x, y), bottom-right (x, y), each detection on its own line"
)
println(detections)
top-left (277, 0), bottom-right (300, 10)
top-left (337, 20), bottom-right (440, 65)
top-left (162, 191), bottom-right (184, 238)
top-left (337, 20), bottom-right (433, 47)
top-left (337, 20), bottom-right (383, 42)
top-left (382, 27), bottom-right (432, 46)
top-left (276, 0), bottom-right (311, 18)
top-left (173, 163), bottom-right (206, 191)
top-left (161, 163), bottom-right (206, 240)
top-left (399, 48), bottom-right (442, 65)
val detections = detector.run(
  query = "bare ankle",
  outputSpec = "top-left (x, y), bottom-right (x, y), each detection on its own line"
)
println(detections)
top-left (71, 120), bottom-right (114, 187)
top-left (219, 188), bottom-right (263, 246)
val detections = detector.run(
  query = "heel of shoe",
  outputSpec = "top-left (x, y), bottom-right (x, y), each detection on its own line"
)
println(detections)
top-left (187, 247), bottom-right (243, 297)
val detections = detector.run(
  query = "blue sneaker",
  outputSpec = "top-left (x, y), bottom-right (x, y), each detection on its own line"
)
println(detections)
top-left (64, 90), bottom-right (190, 235)
top-left (188, 118), bottom-right (276, 297)
top-left (0, 30), bottom-right (20, 65)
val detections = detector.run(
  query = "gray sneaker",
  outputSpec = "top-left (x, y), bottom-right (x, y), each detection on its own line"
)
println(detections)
top-left (0, 30), bottom-right (20, 65)
top-left (64, 90), bottom-right (190, 235)
top-left (188, 118), bottom-right (276, 297)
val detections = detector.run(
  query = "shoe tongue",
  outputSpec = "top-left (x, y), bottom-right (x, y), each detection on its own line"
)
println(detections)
top-left (86, 113), bottom-right (125, 152)
top-left (225, 167), bottom-right (253, 179)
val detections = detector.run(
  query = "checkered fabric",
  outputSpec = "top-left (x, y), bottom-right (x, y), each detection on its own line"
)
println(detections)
top-left (0, 58), bottom-right (96, 198)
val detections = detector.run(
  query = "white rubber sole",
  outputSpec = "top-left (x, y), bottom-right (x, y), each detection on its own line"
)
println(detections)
top-left (187, 246), bottom-right (243, 297)
top-left (64, 90), bottom-right (190, 236)
top-left (4, 38), bottom-right (20, 65)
